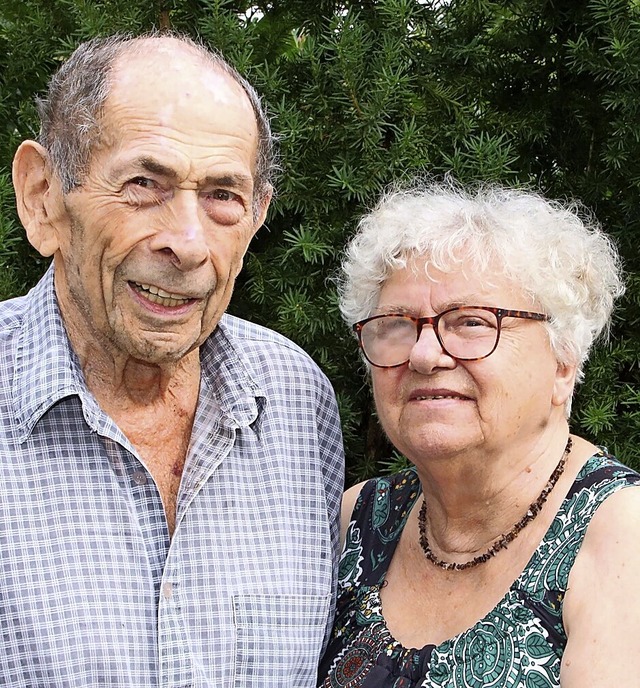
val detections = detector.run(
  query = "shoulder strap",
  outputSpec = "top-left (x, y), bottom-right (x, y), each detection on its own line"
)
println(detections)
top-left (521, 451), bottom-right (640, 595)
top-left (339, 468), bottom-right (421, 587)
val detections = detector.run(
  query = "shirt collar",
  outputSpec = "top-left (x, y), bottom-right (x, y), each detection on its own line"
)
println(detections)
top-left (12, 266), bottom-right (265, 438)
top-left (12, 266), bottom-right (90, 440)
top-left (199, 315), bottom-right (265, 430)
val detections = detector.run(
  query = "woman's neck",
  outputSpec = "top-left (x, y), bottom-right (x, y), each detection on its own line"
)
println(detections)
top-left (412, 424), bottom-right (573, 556)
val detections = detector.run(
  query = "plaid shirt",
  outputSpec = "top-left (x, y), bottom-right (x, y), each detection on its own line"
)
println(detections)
top-left (0, 267), bottom-right (344, 687)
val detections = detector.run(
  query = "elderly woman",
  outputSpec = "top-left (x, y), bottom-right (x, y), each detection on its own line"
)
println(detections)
top-left (317, 182), bottom-right (640, 688)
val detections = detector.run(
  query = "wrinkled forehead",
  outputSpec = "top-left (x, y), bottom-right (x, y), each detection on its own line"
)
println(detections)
top-left (108, 40), bottom-right (255, 119)
top-left (87, 43), bottom-right (260, 177)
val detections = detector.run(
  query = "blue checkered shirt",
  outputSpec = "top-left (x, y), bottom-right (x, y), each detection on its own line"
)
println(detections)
top-left (0, 267), bottom-right (344, 687)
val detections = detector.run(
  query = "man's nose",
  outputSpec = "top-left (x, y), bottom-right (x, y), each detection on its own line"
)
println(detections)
top-left (151, 189), bottom-right (209, 271)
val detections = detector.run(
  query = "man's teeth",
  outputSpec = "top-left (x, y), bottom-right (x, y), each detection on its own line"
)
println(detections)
top-left (134, 283), bottom-right (190, 307)
top-left (415, 395), bottom-right (460, 400)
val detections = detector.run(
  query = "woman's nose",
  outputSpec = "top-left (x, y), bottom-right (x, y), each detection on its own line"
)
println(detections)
top-left (408, 325), bottom-right (455, 372)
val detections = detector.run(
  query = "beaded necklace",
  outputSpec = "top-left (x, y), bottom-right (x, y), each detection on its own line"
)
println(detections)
top-left (417, 437), bottom-right (573, 571)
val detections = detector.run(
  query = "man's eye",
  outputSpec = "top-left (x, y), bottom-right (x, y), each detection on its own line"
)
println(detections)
top-left (202, 188), bottom-right (245, 225)
top-left (209, 189), bottom-right (237, 202)
top-left (129, 177), bottom-right (157, 189)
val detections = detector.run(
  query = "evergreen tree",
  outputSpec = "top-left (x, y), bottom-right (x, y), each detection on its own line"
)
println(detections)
top-left (1, 0), bottom-right (638, 481)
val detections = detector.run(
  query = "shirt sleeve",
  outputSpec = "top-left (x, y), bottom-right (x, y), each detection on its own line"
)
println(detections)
top-left (312, 369), bottom-right (345, 652)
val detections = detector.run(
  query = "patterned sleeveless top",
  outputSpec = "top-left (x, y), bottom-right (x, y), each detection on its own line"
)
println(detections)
top-left (318, 451), bottom-right (640, 688)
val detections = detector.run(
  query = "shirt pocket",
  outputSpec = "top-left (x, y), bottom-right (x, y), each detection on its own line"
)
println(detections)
top-left (233, 593), bottom-right (330, 687)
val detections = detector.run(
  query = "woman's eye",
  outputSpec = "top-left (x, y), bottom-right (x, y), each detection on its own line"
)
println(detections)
top-left (448, 314), bottom-right (494, 329)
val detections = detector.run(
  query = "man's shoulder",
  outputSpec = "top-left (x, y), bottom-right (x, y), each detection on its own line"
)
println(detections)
top-left (0, 294), bottom-right (35, 405)
top-left (219, 312), bottom-right (300, 344)
top-left (215, 313), bottom-right (331, 387)
top-left (0, 272), bottom-right (57, 345)
top-left (218, 313), bottom-right (316, 360)
top-left (0, 292), bottom-right (30, 326)
top-left (0, 293), bottom-right (32, 347)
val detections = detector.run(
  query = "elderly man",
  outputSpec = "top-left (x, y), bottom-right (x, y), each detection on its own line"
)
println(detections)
top-left (1, 33), bottom-right (344, 686)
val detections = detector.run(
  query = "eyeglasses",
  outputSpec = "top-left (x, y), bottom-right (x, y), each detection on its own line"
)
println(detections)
top-left (353, 306), bottom-right (549, 368)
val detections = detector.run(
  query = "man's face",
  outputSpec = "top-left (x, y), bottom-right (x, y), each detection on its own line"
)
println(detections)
top-left (52, 47), bottom-right (268, 365)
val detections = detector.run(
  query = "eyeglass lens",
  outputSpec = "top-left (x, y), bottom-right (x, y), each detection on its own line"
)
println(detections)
top-left (360, 308), bottom-right (500, 366)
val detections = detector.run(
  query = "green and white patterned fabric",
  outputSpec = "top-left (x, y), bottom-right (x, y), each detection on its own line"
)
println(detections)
top-left (318, 452), bottom-right (639, 687)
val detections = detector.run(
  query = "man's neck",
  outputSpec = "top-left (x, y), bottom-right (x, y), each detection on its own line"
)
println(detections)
top-left (78, 346), bottom-right (201, 409)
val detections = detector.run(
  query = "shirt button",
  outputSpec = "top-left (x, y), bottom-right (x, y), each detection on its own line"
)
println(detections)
top-left (162, 582), bottom-right (173, 599)
top-left (132, 471), bottom-right (148, 485)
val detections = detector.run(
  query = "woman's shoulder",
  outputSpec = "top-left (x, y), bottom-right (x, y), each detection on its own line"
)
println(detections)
top-left (340, 468), bottom-right (421, 547)
top-left (339, 468), bottom-right (421, 585)
top-left (510, 447), bottom-right (639, 602)
top-left (344, 467), bottom-right (420, 519)
top-left (560, 455), bottom-right (640, 683)
top-left (572, 447), bottom-right (640, 529)
top-left (568, 448), bottom-right (640, 501)
top-left (546, 447), bottom-right (640, 551)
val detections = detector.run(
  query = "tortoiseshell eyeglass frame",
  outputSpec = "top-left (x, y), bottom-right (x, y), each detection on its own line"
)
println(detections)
top-left (352, 306), bottom-right (550, 368)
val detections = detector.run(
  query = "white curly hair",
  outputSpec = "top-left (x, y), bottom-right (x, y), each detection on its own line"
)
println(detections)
top-left (339, 180), bottom-right (624, 393)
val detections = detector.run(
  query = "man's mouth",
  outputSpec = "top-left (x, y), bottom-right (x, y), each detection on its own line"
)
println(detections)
top-left (130, 282), bottom-right (192, 307)
top-left (414, 395), bottom-right (462, 400)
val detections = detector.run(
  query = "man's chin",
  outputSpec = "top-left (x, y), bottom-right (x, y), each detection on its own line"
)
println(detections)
top-left (118, 334), bottom-right (202, 368)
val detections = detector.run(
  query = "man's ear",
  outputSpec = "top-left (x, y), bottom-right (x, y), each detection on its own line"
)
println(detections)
top-left (12, 141), bottom-right (66, 257)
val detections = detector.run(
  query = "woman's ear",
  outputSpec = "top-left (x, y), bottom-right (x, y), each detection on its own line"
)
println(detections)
top-left (12, 141), bottom-right (66, 257)
top-left (552, 359), bottom-right (578, 409)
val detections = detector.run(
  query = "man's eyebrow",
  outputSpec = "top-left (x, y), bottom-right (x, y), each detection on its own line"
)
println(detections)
top-left (115, 157), bottom-right (180, 180)
top-left (143, 158), bottom-right (178, 177)
top-left (116, 159), bottom-right (253, 190)
top-left (201, 173), bottom-right (254, 190)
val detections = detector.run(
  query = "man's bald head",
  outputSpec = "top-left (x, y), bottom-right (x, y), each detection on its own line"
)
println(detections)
top-left (36, 32), bottom-right (275, 207)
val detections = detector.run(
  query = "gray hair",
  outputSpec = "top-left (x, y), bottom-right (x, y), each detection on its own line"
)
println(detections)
top-left (36, 31), bottom-right (276, 207)
top-left (339, 180), bottom-right (624, 386)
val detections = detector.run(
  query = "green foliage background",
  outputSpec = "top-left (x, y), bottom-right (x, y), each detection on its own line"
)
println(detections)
top-left (1, 0), bottom-right (639, 483)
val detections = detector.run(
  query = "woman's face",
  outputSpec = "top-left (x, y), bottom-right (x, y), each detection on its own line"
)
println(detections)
top-left (370, 261), bottom-right (576, 463)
